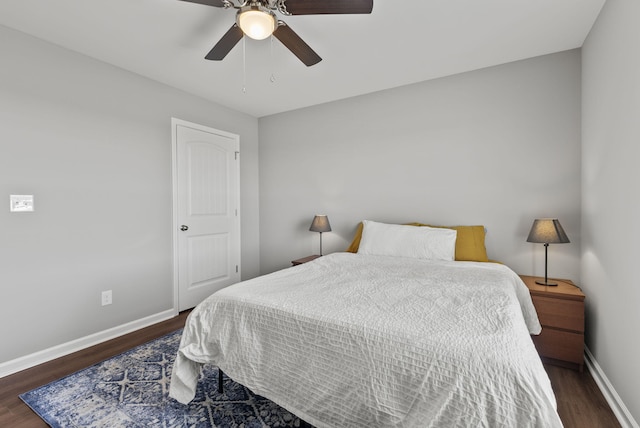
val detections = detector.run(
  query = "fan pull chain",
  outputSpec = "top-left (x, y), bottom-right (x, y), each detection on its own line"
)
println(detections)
top-left (269, 36), bottom-right (276, 83)
top-left (242, 37), bottom-right (247, 94)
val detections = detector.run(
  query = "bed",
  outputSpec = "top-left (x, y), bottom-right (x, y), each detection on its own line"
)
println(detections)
top-left (169, 221), bottom-right (563, 427)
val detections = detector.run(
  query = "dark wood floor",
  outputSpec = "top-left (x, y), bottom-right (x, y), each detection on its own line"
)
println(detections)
top-left (546, 363), bottom-right (621, 428)
top-left (0, 311), bottom-right (621, 428)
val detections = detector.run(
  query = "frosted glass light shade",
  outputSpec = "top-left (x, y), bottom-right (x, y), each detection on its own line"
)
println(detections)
top-left (238, 8), bottom-right (276, 40)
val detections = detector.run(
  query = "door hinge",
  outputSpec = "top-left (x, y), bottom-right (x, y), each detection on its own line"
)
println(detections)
top-left (236, 265), bottom-right (239, 273)
top-left (235, 151), bottom-right (239, 160)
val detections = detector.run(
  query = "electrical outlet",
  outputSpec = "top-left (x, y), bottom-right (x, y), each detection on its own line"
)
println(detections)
top-left (101, 290), bottom-right (112, 306)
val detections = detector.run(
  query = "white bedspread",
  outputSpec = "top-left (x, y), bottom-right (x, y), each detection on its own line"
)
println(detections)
top-left (170, 253), bottom-right (563, 427)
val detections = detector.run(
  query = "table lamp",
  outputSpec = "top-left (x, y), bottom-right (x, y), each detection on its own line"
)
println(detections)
top-left (309, 215), bottom-right (331, 255)
top-left (527, 218), bottom-right (570, 286)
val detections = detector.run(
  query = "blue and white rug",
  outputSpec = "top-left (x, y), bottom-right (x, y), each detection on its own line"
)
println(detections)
top-left (20, 330), bottom-right (306, 427)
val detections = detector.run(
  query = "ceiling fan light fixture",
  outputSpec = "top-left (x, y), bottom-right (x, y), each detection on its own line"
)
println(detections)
top-left (237, 5), bottom-right (276, 40)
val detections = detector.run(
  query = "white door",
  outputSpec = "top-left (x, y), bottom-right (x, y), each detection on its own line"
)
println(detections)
top-left (172, 119), bottom-right (240, 311)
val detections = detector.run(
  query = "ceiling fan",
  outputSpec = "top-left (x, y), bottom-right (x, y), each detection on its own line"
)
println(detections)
top-left (180, 0), bottom-right (374, 66)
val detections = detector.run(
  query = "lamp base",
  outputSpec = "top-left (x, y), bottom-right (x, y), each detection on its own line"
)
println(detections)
top-left (535, 279), bottom-right (558, 286)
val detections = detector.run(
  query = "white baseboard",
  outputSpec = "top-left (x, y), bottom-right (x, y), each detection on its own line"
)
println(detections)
top-left (585, 346), bottom-right (639, 428)
top-left (0, 309), bottom-right (177, 379)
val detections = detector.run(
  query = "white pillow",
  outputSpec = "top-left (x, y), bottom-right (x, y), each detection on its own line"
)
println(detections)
top-left (357, 220), bottom-right (457, 261)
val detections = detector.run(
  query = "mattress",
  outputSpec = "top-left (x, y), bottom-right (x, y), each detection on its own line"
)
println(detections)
top-left (169, 252), bottom-right (563, 427)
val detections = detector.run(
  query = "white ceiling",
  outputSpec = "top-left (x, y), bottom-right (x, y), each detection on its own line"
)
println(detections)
top-left (0, 0), bottom-right (605, 118)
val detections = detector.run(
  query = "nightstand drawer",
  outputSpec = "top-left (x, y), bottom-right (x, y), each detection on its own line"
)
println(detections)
top-left (532, 328), bottom-right (584, 365)
top-left (531, 295), bottom-right (584, 332)
top-left (521, 275), bottom-right (585, 371)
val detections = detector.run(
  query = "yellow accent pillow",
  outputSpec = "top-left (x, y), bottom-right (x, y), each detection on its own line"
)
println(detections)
top-left (346, 222), bottom-right (489, 262)
top-left (345, 222), bottom-right (365, 253)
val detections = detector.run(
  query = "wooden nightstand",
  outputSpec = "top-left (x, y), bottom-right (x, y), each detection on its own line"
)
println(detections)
top-left (291, 255), bottom-right (321, 266)
top-left (520, 275), bottom-right (585, 372)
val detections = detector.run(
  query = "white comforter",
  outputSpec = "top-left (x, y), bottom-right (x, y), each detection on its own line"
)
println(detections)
top-left (170, 253), bottom-right (563, 428)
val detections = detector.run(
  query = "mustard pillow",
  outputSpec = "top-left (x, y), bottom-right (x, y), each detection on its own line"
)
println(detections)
top-left (345, 222), bottom-right (489, 262)
top-left (345, 222), bottom-right (365, 253)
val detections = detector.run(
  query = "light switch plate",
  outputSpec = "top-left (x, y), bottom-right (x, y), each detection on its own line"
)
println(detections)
top-left (10, 195), bottom-right (34, 212)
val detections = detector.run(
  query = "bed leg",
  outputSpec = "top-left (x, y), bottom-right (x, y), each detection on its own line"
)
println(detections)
top-left (218, 368), bottom-right (224, 394)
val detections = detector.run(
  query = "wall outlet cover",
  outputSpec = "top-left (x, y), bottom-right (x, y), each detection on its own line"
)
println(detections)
top-left (101, 290), bottom-right (113, 306)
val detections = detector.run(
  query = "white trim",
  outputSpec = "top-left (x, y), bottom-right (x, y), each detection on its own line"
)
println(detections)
top-left (171, 117), bottom-right (180, 313)
top-left (0, 309), bottom-right (175, 379)
top-left (584, 347), bottom-right (639, 428)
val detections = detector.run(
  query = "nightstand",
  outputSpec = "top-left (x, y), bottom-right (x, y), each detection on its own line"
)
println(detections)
top-left (291, 255), bottom-right (321, 266)
top-left (520, 275), bottom-right (585, 372)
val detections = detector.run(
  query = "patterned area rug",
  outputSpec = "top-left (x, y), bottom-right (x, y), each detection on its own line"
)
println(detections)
top-left (20, 330), bottom-right (305, 427)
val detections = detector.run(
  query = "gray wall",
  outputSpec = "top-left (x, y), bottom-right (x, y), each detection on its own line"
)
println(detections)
top-left (0, 25), bottom-right (260, 364)
top-left (258, 50), bottom-right (582, 279)
top-left (582, 0), bottom-right (640, 423)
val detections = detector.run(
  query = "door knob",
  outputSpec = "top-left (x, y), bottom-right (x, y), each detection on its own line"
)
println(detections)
top-left (180, 225), bottom-right (189, 231)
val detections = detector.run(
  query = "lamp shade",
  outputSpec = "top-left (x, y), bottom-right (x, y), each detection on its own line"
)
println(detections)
top-left (527, 219), bottom-right (570, 244)
top-left (309, 215), bottom-right (331, 233)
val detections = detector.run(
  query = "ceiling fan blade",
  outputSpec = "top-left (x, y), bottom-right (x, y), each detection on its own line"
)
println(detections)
top-left (282, 0), bottom-right (373, 15)
top-left (179, 0), bottom-right (227, 7)
top-left (205, 24), bottom-right (244, 60)
top-left (273, 22), bottom-right (322, 66)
